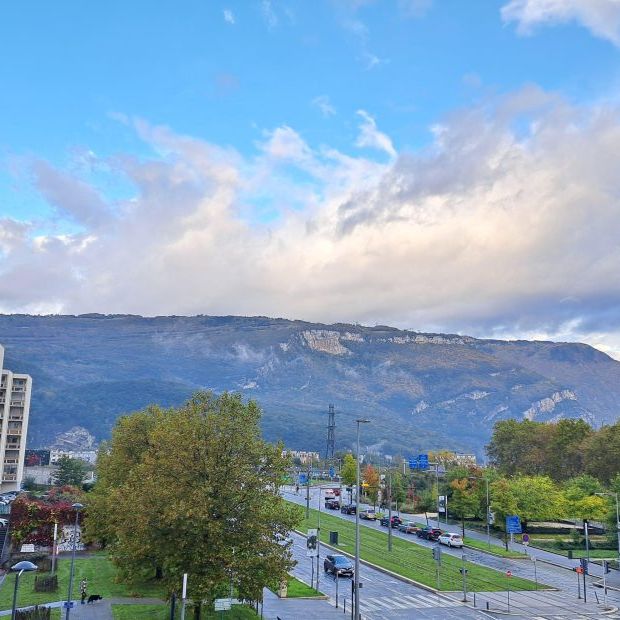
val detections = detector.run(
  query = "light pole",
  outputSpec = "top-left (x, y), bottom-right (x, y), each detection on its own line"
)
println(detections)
top-left (469, 476), bottom-right (491, 548)
top-left (10, 561), bottom-right (37, 620)
top-left (596, 492), bottom-right (620, 563)
top-left (65, 502), bottom-right (84, 620)
top-left (354, 418), bottom-right (370, 620)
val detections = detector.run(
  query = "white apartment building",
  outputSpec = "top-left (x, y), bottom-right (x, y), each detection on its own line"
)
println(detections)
top-left (0, 345), bottom-right (32, 492)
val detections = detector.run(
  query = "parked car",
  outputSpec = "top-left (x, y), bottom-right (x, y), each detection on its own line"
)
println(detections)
top-left (438, 533), bottom-right (464, 548)
top-left (325, 499), bottom-right (340, 510)
top-left (0, 518), bottom-right (8, 527)
top-left (341, 504), bottom-right (357, 515)
top-left (359, 509), bottom-right (378, 520)
top-left (380, 515), bottom-right (402, 528)
top-left (323, 554), bottom-right (354, 577)
top-left (416, 527), bottom-right (443, 541)
top-left (398, 521), bottom-right (420, 534)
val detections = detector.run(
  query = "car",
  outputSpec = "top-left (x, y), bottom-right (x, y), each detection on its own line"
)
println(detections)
top-left (359, 509), bottom-right (378, 520)
top-left (398, 521), bottom-right (420, 534)
top-left (416, 527), bottom-right (443, 541)
top-left (340, 504), bottom-right (357, 515)
top-left (325, 499), bottom-right (340, 510)
top-left (438, 533), bottom-right (463, 548)
top-left (0, 518), bottom-right (8, 527)
top-left (323, 554), bottom-right (354, 577)
top-left (380, 515), bottom-right (403, 528)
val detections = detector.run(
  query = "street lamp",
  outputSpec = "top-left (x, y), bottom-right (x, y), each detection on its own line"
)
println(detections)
top-left (354, 418), bottom-right (370, 620)
top-left (469, 476), bottom-right (491, 548)
top-left (65, 502), bottom-right (84, 620)
top-left (595, 492), bottom-right (620, 563)
top-left (11, 561), bottom-right (37, 620)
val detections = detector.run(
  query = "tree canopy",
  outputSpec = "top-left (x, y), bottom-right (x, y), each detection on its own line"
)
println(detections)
top-left (85, 391), bottom-right (301, 610)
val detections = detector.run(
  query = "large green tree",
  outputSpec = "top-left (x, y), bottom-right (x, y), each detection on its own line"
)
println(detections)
top-left (584, 421), bottom-right (620, 484)
top-left (53, 456), bottom-right (88, 487)
top-left (85, 392), bottom-right (301, 612)
top-left (340, 453), bottom-right (357, 487)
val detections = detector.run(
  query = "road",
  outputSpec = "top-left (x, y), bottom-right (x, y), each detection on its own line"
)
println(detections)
top-left (285, 486), bottom-right (620, 619)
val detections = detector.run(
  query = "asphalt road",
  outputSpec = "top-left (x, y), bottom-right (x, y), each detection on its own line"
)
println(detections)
top-left (284, 486), bottom-right (620, 619)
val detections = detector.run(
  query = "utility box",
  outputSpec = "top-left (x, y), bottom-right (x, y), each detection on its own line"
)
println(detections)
top-left (329, 531), bottom-right (339, 545)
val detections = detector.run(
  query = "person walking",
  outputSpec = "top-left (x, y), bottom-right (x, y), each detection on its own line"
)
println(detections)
top-left (80, 578), bottom-right (87, 604)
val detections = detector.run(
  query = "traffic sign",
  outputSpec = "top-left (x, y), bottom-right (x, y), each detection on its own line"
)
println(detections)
top-left (214, 599), bottom-right (231, 611)
top-left (329, 466), bottom-right (335, 478)
top-left (299, 473), bottom-right (307, 485)
top-left (418, 454), bottom-right (429, 469)
top-left (506, 515), bottom-right (522, 534)
top-left (506, 570), bottom-right (512, 578)
top-left (522, 533), bottom-right (529, 546)
top-left (580, 558), bottom-right (589, 575)
top-left (408, 457), bottom-right (418, 470)
top-left (576, 566), bottom-right (584, 575)
top-left (432, 545), bottom-right (442, 564)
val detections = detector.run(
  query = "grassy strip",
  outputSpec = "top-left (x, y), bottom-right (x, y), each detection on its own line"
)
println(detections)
top-left (529, 544), bottom-right (618, 559)
top-left (112, 604), bottom-right (258, 619)
top-left (299, 506), bottom-right (540, 592)
top-left (284, 576), bottom-right (324, 598)
top-left (0, 555), bottom-right (166, 611)
top-left (463, 537), bottom-right (526, 559)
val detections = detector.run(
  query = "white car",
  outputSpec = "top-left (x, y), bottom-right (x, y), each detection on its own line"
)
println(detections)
top-left (438, 533), bottom-right (463, 548)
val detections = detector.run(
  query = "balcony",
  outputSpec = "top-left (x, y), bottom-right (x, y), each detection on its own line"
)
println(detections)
top-left (8, 415), bottom-right (22, 421)
top-left (5, 444), bottom-right (20, 451)
top-left (9, 401), bottom-right (23, 408)
top-left (7, 429), bottom-right (21, 436)
top-left (2, 474), bottom-right (17, 481)
top-left (3, 459), bottom-right (17, 465)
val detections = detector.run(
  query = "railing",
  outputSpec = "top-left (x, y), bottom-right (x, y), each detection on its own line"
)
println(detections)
top-left (8, 416), bottom-right (22, 421)
top-left (2, 474), bottom-right (17, 481)
top-left (9, 401), bottom-right (23, 407)
top-left (7, 429), bottom-right (22, 436)
top-left (5, 445), bottom-right (20, 451)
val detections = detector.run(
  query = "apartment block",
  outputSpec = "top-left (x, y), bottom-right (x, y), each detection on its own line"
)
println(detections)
top-left (0, 345), bottom-right (32, 492)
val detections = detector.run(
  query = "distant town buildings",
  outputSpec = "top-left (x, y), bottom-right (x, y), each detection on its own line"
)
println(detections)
top-left (50, 449), bottom-right (97, 464)
top-left (282, 450), bottom-right (320, 464)
top-left (0, 344), bottom-right (32, 491)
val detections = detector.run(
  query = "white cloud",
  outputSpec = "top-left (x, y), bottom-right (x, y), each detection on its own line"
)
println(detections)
top-left (4, 92), bottom-right (620, 359)
top-left (261, 0), bottom-right (278, 29)
top-left (502, 0), bottom-right (620, 46)
top-left (223, 9), bottom-right (235, 24)
top-left (354, 110), bottom-right (397, 158)
top-left (312, 95), bottom-right (336, 117)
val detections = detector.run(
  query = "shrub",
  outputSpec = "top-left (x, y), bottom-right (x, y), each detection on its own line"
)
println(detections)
top-left (15, 606), bottom-right (51, 620)
top-left (34, 574), bottom-right (58, 592)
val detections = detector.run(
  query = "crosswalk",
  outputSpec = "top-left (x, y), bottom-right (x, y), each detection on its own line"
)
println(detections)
top-left (359, 593), bottom-right (461, 612)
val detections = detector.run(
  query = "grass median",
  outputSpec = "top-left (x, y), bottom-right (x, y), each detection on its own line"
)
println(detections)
top-left (463, 537), bottom-right (527, 559)
top-left (112, 603), bottom-right (258, 619)
top-left (298, 506), bottom-right (540, 592)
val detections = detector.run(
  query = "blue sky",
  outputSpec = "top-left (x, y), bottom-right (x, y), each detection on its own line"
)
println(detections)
top-left (2, 0), bottom-right (620, 357)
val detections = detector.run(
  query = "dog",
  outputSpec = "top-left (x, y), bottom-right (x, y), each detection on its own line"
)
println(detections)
top-left (87, 594), bottom-right (103, 604)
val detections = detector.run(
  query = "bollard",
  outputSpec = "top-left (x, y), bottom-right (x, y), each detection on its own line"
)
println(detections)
top-left (473, 592), bottom-right (476, 607)
top-left (486, 601), bottom-right (489, 610)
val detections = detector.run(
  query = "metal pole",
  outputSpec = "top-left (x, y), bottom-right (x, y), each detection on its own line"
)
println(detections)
top-left (306, 464), bottom-right (311, 519)
top-left (65, 508), bottom-right (81, 620)
top-left (486, 479), bottom-right (491, 549)
top-left (584, 520), bottom-right (590, 563)
top-left (615, 493), bottom-right (620, 565)
top-left (387, 470), bottom-right (392, 552)
top-left (435, 463), bottom-right (440, 529)
top-left (462, 555), bottom-right (468, 602)
top-left (354, 421), bottom-right (361, 620)
top-left (11, 570), bottom-right (23, 620)
top-left (51, 522), bottom-right (58, 575)
top-left (583, 567), bottom-right (587, 603)
top-left (317, 489), bottom-right (321, 592)
top-left (335, 571), bottom-right (339, 607)
top-left (577, 569), bottom-right (581, 599)
top-left (533, 557), bottom-right (538, 590)
top-left (181, 573), bottom-right (187, 620)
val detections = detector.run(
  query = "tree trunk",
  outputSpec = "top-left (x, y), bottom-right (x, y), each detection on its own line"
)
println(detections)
top-left (155, 566), bottom-right (163, 580)
top-left (462, 515), bottom-right (465, 538)
top-left (193, 602), bottom-right (201, 620)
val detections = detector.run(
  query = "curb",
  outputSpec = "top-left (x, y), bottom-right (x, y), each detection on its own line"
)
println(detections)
top-left (481, 604), bottom-right (619, 617)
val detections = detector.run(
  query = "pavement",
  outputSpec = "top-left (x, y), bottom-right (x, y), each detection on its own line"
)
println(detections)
top-left (284, 485), bottom-right (620, 619)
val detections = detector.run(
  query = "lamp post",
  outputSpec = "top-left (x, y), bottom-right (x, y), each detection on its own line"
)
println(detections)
top-left (65, 502), bottom-right (84, 620)
top-left (469, 476), bottom-right (491, 548)
top-left (11, 561), bottom-right (37, 620)
top-left (354, 419), bottom-right (370, 620)
top-left (596, 492), bottom-right (620, 563)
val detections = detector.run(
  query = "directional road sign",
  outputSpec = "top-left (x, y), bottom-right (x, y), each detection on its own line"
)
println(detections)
top-left (506, 515), bottom-right (522, 534)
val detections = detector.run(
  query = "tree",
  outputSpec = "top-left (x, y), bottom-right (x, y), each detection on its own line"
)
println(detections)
top-left (53, 456), bottom-right (87, 487)
top-left (449, 478), bottom-right (480, 537)
top-left (584, 421), bottom-right (620, 484)
top-left (547, 419), bottom-right (593, 481)
top-left (563, 475), bottom-right (607, 522)
top-left (85, 392), bottom-right (301, 612)
top-left (340, 454), bottom-right (357, 487)
top-left (362, 465), bottom-right (379, 507)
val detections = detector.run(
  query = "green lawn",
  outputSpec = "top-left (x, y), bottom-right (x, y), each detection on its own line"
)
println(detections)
top-left (463, 537), bottom-right (527, 559)
top-left (299, 506), bottom-right (540, 592)
top-left (284, 576), bottom-right (324, 598)
top-left (112, 603), bottom-right (258, 619)
top-left (0, 555), bottom-right (166, 611)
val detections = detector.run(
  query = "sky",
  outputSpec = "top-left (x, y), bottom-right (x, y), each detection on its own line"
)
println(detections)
top-left (1, 0), bottom-right (620, 357)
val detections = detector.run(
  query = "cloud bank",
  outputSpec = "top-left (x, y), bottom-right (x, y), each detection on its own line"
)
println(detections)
top-left (3, 87), bottom-right (620, 358)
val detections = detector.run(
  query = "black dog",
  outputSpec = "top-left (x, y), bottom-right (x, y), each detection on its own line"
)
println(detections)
top-left (87, 594), bottom-right (103, 604)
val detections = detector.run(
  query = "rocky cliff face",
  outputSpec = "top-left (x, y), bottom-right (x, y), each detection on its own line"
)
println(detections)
top-left (0, 314), bottom-right (618, 457)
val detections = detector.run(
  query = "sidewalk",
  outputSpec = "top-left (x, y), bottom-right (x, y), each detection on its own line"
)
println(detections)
top-left (262, 588), bottom-right (344, 620)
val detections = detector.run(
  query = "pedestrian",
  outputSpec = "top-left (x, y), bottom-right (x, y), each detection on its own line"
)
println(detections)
top-left (295, 484), bottom-right (299, 494)
top-left (80, 578), bottom-right (87, 604)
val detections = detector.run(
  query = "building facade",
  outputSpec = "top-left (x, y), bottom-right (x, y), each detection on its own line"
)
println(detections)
top-left (0, 345), bottom-right (32, 491)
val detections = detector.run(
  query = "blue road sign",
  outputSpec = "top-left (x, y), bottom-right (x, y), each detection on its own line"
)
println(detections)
top-left (505, 515), bottom-right (522, 534)
top-left (418, 454), bottom-right (429, 469)
top-left (329, 466), bottom-right (335, 478)
top-left (408, 457), bottom-right (418, 470)
top-left (299, 473), bottom-right (307, 485)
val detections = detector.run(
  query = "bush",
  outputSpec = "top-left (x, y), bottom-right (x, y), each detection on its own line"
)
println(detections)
top-left (15, 606), bottom-right (51, 620)
top-left (34, 574), bottom-right (58, 592)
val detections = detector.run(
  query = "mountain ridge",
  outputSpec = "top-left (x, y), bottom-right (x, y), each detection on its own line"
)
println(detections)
top-left (0, 313), bottom-right (618, 457)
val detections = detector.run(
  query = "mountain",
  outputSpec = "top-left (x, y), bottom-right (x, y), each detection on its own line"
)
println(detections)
top-left (1, 314), bottom-right (619, 458)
